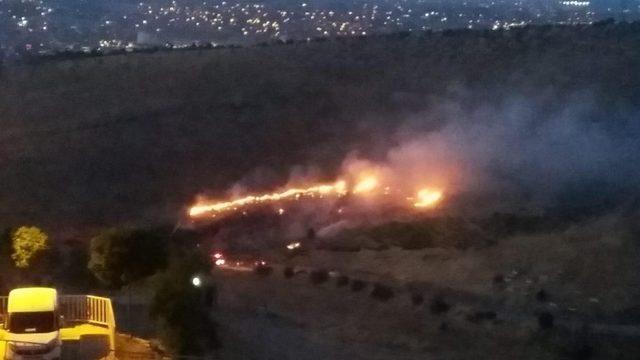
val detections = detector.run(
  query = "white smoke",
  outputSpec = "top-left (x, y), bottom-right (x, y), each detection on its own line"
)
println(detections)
top-left (363, 91), bottom-right (640, 214)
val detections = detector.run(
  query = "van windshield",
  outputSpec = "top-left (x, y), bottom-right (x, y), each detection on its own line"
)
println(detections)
top-left (8, 312), bottom-right (56, 334)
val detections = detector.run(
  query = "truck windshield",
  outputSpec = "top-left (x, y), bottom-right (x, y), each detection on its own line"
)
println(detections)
top-left (8, 312), bottom-right (56, 333)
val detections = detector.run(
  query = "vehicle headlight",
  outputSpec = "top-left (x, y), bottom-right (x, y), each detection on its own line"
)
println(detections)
top-left (43, 338), bottom-right (58, 352)
top-left (8, 339), bottom-right (57, 353)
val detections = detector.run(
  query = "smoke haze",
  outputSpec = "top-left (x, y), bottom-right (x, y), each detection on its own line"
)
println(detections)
top-left (338, 89), bottom-right (640, 216)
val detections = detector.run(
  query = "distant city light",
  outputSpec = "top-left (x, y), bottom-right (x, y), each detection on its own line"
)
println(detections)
top-left (0, 0), bottom-right (626, 55)
top-left (561, 1), bottom-right (590, 7)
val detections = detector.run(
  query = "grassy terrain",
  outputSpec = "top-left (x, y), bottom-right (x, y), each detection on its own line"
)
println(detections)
top-left (213, 254), bottom-right (640, 360)
top-left (285, 212), bottom-right (640, 318)
top-left (1, 23), bottom-right (640, 231)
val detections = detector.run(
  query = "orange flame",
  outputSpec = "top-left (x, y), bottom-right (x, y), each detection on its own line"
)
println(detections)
top-left (189, 176), bottom-right (445, 218)
top-left (413, 188), bottom-right (443, 208)
top-left (189, 180), bottom-right (347, 217)
top-left (352, 175), bottom-right (379, 194)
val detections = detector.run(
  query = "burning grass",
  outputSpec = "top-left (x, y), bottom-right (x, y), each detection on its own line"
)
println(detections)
top-left (188, 158), bottom-right (446, 222)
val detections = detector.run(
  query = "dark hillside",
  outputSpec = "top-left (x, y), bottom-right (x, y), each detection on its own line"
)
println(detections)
top-left (1, 23), bottom-right (639, 230)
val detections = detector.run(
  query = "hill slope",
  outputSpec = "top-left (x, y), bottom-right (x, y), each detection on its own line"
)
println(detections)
top-left (1, 24), bottom-right (640, 230)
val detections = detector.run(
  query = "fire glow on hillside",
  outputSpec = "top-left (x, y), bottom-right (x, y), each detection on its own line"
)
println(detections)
top-left (413, 188), bottom-right (444, 208)
top-left (189, 181), bottom-right (348, 217)
top-left (188, 173), bottom-right (444, 218)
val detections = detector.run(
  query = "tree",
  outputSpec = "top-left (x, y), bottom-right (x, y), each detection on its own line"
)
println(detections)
top-left (11, 226), bottom-right (48, 268)
top-left (150, 253), bottom-right (217, 355)
top-left (64, 245), bottom-right (97, 291)
top-left (88, 228), bottom-right (168, 288)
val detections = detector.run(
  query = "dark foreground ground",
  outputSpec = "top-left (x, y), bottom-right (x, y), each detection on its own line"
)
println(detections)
top-left (211, 266), bottom-right (640, 360)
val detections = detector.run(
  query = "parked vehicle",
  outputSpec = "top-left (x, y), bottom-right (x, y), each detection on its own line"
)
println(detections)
top-left (4, 288), bottom-right (62, 360)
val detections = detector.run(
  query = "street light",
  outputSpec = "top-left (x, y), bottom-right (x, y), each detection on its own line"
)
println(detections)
top-left (191, 276), bottom-right (202, 287)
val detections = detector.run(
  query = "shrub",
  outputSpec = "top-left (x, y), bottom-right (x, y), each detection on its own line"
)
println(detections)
top-left (492, 274), bottom-right (506, 291)
top-left (254, 264), bottom-right (273, 276)
top-left (89, 227), bottom-right (168, 289)
top-left (411, 293), bottom-right (424, 306)
top-left (150, 255), bottom-right (218, 355)
top-left (283, 267), bottom-right (295, 278)
top-left (538, 311), bottom-right (554, 330)
top-left (336, 275), bottom-right (349, 287)
top-left (493, 274), bottom-right (505, 284)
top-left (536, 289), bottom-right (549, 302)
top-left (309, 269), bottom-right (329, 284)
top-left (370, 284), bottom-right (394, 301)
top-left (351, 279), bottom-right (367, 292)
top-left (430, 296), bottom-right (451, 314)
top-left (467, 311), bottom-right (497, 324)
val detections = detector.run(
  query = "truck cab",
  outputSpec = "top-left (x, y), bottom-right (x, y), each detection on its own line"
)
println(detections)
top-left (4, 288), bottom-right (62, 360)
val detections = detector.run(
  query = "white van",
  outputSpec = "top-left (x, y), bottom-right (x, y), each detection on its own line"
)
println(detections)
top-left (4, 288), bottom-right (62, 360)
